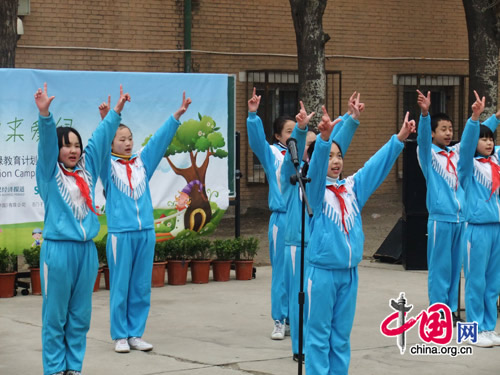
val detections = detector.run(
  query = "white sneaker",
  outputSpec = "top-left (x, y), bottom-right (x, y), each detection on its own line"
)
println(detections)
top-left (114, 338), bottom-right (130, 353)
top-left (483, 331), bottom-right (500, 346)
top-left (471, 332), bottom-right (494, 348)
top-left (271, 320), bottom-right (285, 340)
top-left (66, 371), bottom-right (82, 375)
top-left (128, 337), bottom-right (153, 351)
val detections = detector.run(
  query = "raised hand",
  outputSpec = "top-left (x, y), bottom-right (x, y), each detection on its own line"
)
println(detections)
top-left (113, 84), bottom-right (131, 115)
top-left (471, 90), bottom-right (485, 121)
top-left (174, 91), bottom-right (192, 120)
top-left (347, 92), bottom-right (365, 120)
top-left (417, 90), bottom-right (431, 116)
top-left (295, 101), bottom-right (315, 129)
top-left (34, 83), bottom-right (55, 117)
top-left (318, 106), bottom-right (342, 141)
top-left (98, 95), bottom-right (111, 120)
top-left (349, 92), bottom-right (361, 120)
top-left (397, 111), bottom-right (417, 142)
top-left (248, 87), bottom-right (261, 113)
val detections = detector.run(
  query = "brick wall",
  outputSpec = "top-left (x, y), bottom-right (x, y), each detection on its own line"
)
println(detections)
top-left (15, 0), bottom-right (498, 210)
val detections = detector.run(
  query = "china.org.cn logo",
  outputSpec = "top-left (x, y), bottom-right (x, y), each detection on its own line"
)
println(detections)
top-left (380, 293), bottom-right (475, 357)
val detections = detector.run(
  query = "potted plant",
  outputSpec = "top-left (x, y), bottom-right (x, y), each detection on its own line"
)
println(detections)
top-left (186, 237), bottom-right (213, 284)
top-left (22, 246), bottom-right (42, 295)
top-left (211, 239), bottom-right (234, 282)
top-left (234, 237), bottom-right (258, 281)
top-left (95, 240), bottom-right (109, 290)
top-left (0, 248), bottom-right (18, 298)
top-left (152, 240), bottom-right (167, 287)
top-left (165, 238), bottom-right (190, 285)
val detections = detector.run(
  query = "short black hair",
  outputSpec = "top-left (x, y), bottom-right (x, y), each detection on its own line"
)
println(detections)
top-left (476, 124), bottom-right (496, 156)
top-left (431, 113), bottom-right (453, 132)
top-left (56, 126), bottom-right (83, 153)
top-left (302, 139), bottom-right (343, 177)
top-left (117, 123), bottom-right (132, 135)
top-left (271, 115), bottom-right (295, 144)
top-left (479, 124), bottom-right (495, 141)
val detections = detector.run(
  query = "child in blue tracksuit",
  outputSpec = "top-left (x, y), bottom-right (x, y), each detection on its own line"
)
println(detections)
top-left (457, 91), bottom-right (500, 348)
top-left (305, 112), bottom-right (416, 375)
top-left (98, 92), bottom-right (192, 353)
top-left (416, 90), bottom-right (466, 318)
top-left (281, 95), bottom-right (362, 361)
top-left (247, 87), bottom-right (293, 339)
top-left (35, 83), bottom-right (130, 375)
top-left (416, 90), bottom-right (498, 319)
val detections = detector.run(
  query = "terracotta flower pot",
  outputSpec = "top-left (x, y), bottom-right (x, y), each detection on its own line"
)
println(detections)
top-left (30, 268), bottom-right (42, 295)
top-left (167, 260), bottom-right (190, 285)
top-left (93, 268), bottom-right (102, 292)
top-left (190, 260), bottom-right (211, 284)
top-left (234, 260), bottom-right (254, 281)
top-left (103, 266), bottom-right (110, 290)
top-left (212, 260), bottom-right (232, 282)
top-left (0, 272), bottom-right (17, 298)
top-left (152, 261), bottom-right (167, 287)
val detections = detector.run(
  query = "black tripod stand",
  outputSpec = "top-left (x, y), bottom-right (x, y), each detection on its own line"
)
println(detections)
top-left (289, 154), bottom-right (313, 374)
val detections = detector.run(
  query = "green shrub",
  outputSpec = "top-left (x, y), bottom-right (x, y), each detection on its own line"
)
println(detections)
top-left (23, 246), bottom-right (41, 268)
top-left (240, 237), bottom-right (259, 260)
top-left (94, 240), bottom-right (108, 266)
top-left (183, 237), bottom-right (212, 260)
top-left (0, 248), bottom-right (17, 273)
top-left (161, 239), bottom-right (188, 260)
top-left (211, 239), bottom-right (235, 261)
top-left (154, 241), bottom-right (167, 262)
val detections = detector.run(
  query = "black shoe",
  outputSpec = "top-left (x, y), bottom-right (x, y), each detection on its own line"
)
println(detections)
top-left (452, 312), bottom-right (464, 327)
top-left (293, 353), bottom-right (305, 363)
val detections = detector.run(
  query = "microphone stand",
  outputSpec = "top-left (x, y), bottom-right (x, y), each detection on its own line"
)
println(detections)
top-left (290, 162), bottom-right (313, 374)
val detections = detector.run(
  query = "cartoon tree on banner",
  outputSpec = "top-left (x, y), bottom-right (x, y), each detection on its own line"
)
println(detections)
top-left (164, 113), bottom-right (228, 232)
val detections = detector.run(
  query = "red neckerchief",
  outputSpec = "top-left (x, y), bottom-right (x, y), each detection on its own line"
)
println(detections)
top-left (276, 142), bottom-right (287, 156)
top-left (117, 157), bottom-right (137, 191)
top-left (438, 150), bottom-right (458, 189)
top-left (61, 168), bottom-right (99, 215)
top-left (477, 157), bottom-right (500, 200)
top-left (326, 184), bottom-right (348, 234)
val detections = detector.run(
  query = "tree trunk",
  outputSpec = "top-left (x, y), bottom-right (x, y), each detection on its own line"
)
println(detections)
top-left (462, 0), bottom-right (500, 118)
top-left (165, 154), bottom-right (212, 231)
top-left (184, 189), bottom-right (212, 232)
top-left (289, 0), bottom-right (330, 130)
top-left (0, 0), bottom-right (19, 68)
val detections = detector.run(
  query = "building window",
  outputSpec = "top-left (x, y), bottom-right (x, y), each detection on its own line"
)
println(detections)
top-left (245, 70), bottom-right (341, 183)
top-left (394, 74), bottom-right (468, 179)
top-left (394, 74), bottom-right (467, 138)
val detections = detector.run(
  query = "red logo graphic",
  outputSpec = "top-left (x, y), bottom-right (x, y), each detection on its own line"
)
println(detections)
top-left (380, 293), bottom-right (453, 354)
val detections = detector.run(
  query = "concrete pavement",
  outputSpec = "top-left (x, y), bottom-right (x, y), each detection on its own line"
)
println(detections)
top-left (0, 260), bottom-right (498, 374)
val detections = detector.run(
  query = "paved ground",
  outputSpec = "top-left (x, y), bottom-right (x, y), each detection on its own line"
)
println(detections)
top-left (3, 197), bottom-right (499, 374)
top-left (1, 261), bottom-right (499, 375)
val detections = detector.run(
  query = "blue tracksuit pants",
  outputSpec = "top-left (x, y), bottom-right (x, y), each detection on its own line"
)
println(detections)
top-left (305, 266), bottom-right (358, 375)
top-left (284, 244), bottom-right (308, 354)
top-left (426, 220), bottom-right (465, 312)
top-left (106, 229), bottom-right (155, 340)
top-left (464, 223), bottom-right (500, 332)
top-left (40, 240), bottom-right (98, 375)
top-left (268, 211), bottom-right (288, 322)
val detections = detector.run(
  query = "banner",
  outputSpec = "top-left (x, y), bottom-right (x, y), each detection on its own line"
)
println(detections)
top-left (0, 69), bottom-right (230, 254)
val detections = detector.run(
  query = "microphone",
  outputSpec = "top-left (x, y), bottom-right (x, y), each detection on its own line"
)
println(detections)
top-left (286, 137), bottom-right (300, 167)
